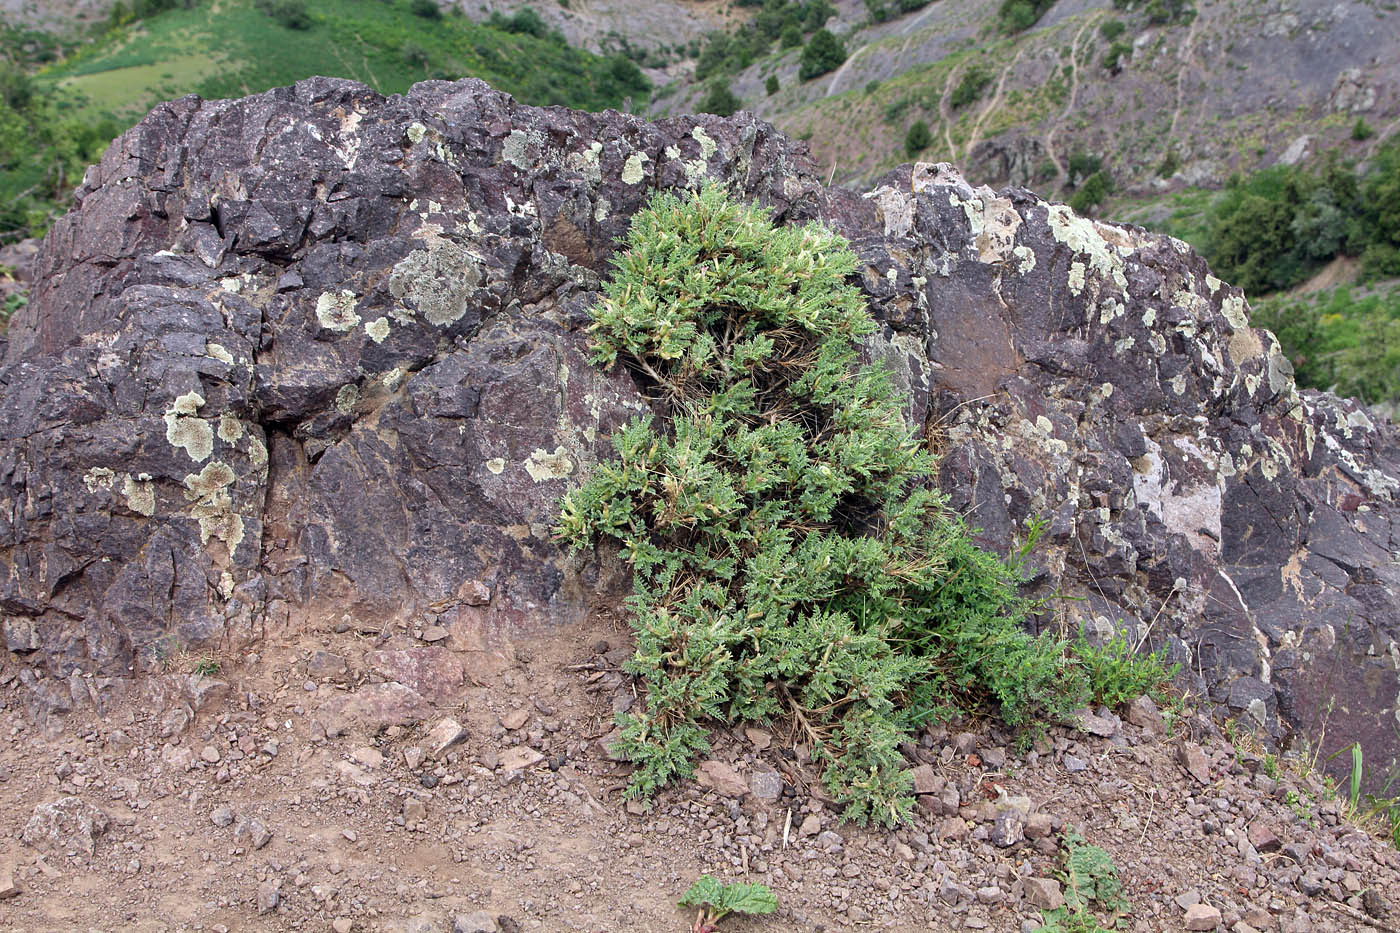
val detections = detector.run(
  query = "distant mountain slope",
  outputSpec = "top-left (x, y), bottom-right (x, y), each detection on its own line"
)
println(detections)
top-left (650, 0), bottom-right (1399, 195)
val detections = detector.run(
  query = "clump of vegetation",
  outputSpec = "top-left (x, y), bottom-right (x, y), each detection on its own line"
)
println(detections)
top-left (1112, 0), bottom-right (1194, 25)
top-left (1099, 18), bottom-right (1127, 39)
top-left (1068, 169), bottom-right (1113, 215)
top-left (696, 0), bottom-right (835, 82)
top-left (765, 74), bottom-right (780, 95)
top-left (904, 119), bottom-right (932, 157)
top-left (799, 27), bottom-right (846, 80)
top-left (1101, 40), bottom-right (1132, 73)
top-left (409, 0), bottom-right (440, 19)
top-left (1205, 140), bottom-right (1400, 293)
top-left (949, 65), bottom-right (992, 109)
top-left (255, 0), bottom-right (312, 29)
top-left (1250, 283), bottom-right (1400, 409)
top-left (557, 187), bottom-right (1176, 825)
top-left (864, 0), bottom-right (932, 24)
top-left (998, 0), bottom-right (1055, 33)
top-left (698, 82), bottom-right (741, 116)
top-left (1352, 118), bottom-right (1374, 141)
top-left (679, 875), bottom-right (777, 931)
top-left (1034, 830), bottom-right (1131, 932)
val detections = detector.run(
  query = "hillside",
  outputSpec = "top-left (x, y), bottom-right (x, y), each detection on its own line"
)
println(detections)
top-left (650, 0), bottom-right (1399, 198)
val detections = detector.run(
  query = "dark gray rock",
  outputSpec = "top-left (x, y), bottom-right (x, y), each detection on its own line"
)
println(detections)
top-left (1, 77), bottom-right (1397, 794)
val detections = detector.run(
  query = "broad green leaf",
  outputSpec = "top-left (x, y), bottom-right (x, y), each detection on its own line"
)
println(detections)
top-left (678, 874), bottom-right (724, 910)
top-left (716, 881), bottom-right (779, 916)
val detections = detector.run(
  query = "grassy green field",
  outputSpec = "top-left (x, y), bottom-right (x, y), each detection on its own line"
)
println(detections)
top-left (0, 0), bottom-right (647, 246)
top-left (43, 0), bottom-right (647, 121)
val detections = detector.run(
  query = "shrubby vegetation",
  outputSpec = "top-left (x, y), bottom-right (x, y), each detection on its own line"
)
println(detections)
top-left (1205, 140), bottom-right (1400, 294)
top-left (949, 65), bottom-right (991, 109)
top-left (558, 187), bottom-right (1176, 824)
top-left (904, 119), bottom-right (932, 157)
top-left (864, 0), bottom-right (932, 24)
top-left (798, 28), bottom-right (846, 81)
top-left (1251, 285), bottom-right (1400, 409)
top-left (695, 0), bottom-right (835, 82)
top-left (698, 82), bottom-right (741, 117)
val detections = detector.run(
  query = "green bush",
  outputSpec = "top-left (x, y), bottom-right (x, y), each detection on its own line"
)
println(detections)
top-left (557, 187), bottom-right (1173, 824)
top-left (1251, 284), bottom-right (1400, 406)
top-left (1352, 118), bottom-right (1374, 141)
top-left (255, 0), bottom-right (311, 29)
top-left (1099, 18), bottom-right (1126, 39)
top-left (998, 0), bottom-right (1053, 33)
top-left (698, 82), bottom-right (741, 116)
top-left (949, 66), bottom-right (992, 109)
top-left (765, 74), bottom-right (780, 95)
top-left (904, 119), bottom-right (932, 157)
top-left (1101, 40), bottom-right (1132, 73)
top-left (866, 0), bottom-right (931, 22)
top-left (799, 28), bottom-right (846, 81)
top-left (780, 23), bottom-right (803, 48)
top-left (1068, 170), bottom-right (1112, 214)
top-left (410, 0), bottom-right (441, 19)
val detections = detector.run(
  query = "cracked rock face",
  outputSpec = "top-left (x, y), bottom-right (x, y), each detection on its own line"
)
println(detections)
top-left (1, 77), bottom-right (1396, 792)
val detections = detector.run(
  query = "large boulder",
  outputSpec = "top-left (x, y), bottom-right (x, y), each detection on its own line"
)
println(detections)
top-left (1, 78), bottom-right (1395, 791)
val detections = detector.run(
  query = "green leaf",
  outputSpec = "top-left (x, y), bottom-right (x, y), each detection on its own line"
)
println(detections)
top-left (678, 874), bottom-right (724, 910)
top-left (716, 881), bottom-right (779, 916)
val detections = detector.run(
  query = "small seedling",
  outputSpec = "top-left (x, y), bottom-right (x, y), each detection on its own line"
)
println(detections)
top-left (192, 655), bottom-right (221, 676)
top-left (679, 875), bottom-right (777, 931)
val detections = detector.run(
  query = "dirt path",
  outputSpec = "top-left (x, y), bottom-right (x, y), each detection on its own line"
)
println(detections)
top-left (1043, 11), bottom-right (1103, 184)
top-left (938, 66), bottom-right (958, 159)
top-left (825, 42), bottom-right (870, 98)
top-left (963, 46), bottom-right (1028, 161)
top-left (1166, 10), bottom-right (1202, 145)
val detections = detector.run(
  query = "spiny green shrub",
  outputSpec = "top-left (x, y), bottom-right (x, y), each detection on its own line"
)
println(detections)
top-left (558, 187), bottom-right (1172, 825)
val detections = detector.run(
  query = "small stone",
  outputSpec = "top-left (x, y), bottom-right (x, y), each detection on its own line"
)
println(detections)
top-left (976, 885), bottom-right (1004, 904)
top-left (1025, 812), bottom-right (1054, 839)
top-left (937, 816), bottom-right (968, 841)
top-left (1247, 821), bottom-right (1281, 853)
top-left (910, 764), bottom-right (942, 795)
top-left (798, 813), bottom-right (822, 836)
top-left (351, 746), bottom-right (384, 769)
top-left (1184, 903), bottom-right (1223, 930)
top-left (1024, 877), bottom-right (1063, 911)
top-left (427, 718), bottom-right (469, 756)
top-left (695, 760), bottom-right (748, 798)
top-left (1126, 695), bottom-right (1167, 737)
top-left (453, 911), bottom-right (499, 933)
top-left (256, 881), bottom-right (280, 914)
top-left (750, 768), bottom-right (782, 801)
top-left (22, 796), bottom-right (110, 858)
top-left (498, 746), bottom-right (544, 772)
top-left (200, 744), bottom-right (221, 763)
top-left (745, 728), bottom-right (772, 749)
top-left (420, 624), bottom-right (449, 642)
top-left (1064, 754), bottom-right (1087, 772)
top-left (989, 808), bottom-right (1025, 847)
top-left (308, 651), bottom-right (348, 678)
top-left (953, 732), bottom-right (979, 754)
top-left (404, 746), bottom-right (426, 770)
top-left (404, 798), bottom-right (427, 823)
top-left (1176, 891), bottom-right (1202, 910)
top-left (211, 805), bottom-right (235, 827)
top-left (0, 864), bottom-right (20, 900)
top-left (1076, 710), bottom-right (1119, 737)
top-left (1177, 741), bottom-right (1212, 784)
top-left (846, 906), bottom-right (870, 922)
top-left (500, 708), bottom-right (530, 731)
top-left (1362, 887), bottom-right (1388, 919)
top-left (332, 919), bottom-right (354, 933)
top-left (816, 830), bottom-right (843, 851)
top-left (235, 818), bottom-right (271, 850)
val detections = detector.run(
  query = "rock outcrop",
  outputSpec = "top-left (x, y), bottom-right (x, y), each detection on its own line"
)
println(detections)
top-left (1, 77), bottom-right (1396, 791)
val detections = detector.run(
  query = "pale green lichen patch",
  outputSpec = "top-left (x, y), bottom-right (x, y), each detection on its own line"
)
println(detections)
top-left (621, 151), bottom-right (649, 185)
top-left (485, 457), bottom-right (506, 475)
top-left (315, 291), bottom-right (361, 332)
top-left (503, 129), bottom-right (539, 169)
top-left (1013, 245), bottom-right (1036, 274)
top-left (122, 474), bottom-right (155, 517)
top-left (246, 433), bottom-right (268, 471)
top-left (691, 125), bottom-right (717, 160)
top-left (83, 466), bottom-right (117, 493)
top-left (1046, 204), bottom-right (1129, 295)
top-left (218, 412), bottom-right (244, 443)
top-left (183, 461), bottom-right (244, 554)
top-left (389, 239), bottom-right (481, 326)
top-left (205, 342), bottom-right (234, 364)
top-left (525, 446), bottom-right (575, 482)
top-left (165, 392), bottom-right (213, 462)
top-left (365, 317), bottom-right (390, 343)
top-left (336, 383), bottom-right (360, 415)
top-left (406, 122), bottom-right (428, 145)
top-left (1220, 294), bottom-right (1249, 330)
top-left (566, 141), bottom-right (603, 184)
top-left (1067, 261), bottom-right (1086, 295)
